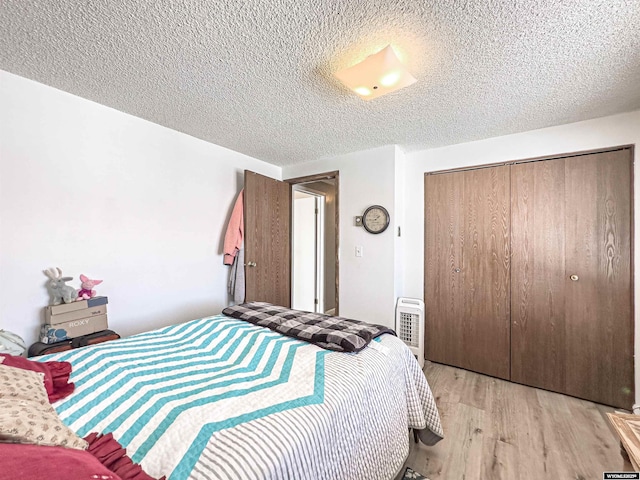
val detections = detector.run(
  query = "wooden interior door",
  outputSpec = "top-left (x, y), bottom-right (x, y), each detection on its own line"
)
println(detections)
top-left (424, 166), bottom-right (511, 379)
top-left (511, 149), bottom-right (633, 408)
top-left (244, 170), bottom-right (291, 307)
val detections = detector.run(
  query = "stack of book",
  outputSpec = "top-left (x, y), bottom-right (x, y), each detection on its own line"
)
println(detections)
top-left (41, 296), bottom-right (109, 344)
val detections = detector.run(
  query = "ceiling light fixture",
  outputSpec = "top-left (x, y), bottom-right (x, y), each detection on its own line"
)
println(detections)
top-left (334, 45), bottom-right (416, 101)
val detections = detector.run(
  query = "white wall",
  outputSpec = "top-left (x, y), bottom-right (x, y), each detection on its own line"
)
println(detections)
top-left (393, 146), bottom-right (406, 301)
top-left (283, 145), bottom-right (398, 328)
top-left (0, 70), bottom-right (281, 345)
top-left (402, 110), bottom-right (640, 404)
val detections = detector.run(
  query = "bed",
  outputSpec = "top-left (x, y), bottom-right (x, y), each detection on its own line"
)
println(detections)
top-left (36, 310), bottom-right (443, 480)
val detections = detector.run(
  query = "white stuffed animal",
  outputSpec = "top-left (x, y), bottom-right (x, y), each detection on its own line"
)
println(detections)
top-left (43, 267), bottom-right (78, 305)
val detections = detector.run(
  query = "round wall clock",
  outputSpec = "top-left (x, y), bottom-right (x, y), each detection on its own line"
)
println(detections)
top-left (362, 205), bottom-right (390, 234)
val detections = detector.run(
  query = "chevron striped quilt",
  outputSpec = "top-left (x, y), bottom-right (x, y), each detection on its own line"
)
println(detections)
top-left (37, 315), bottom-right (443, 480)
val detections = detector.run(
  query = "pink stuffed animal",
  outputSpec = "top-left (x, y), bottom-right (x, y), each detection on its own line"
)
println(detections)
top-left (77, 274), bottom-right (103, 300)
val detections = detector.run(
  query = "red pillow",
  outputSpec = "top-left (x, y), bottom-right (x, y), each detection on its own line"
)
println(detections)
top-left (85, 433), bottom-right (166, 480)
top-left (0, 354), bottom-right (75, 402)
top-left (0, 443), bottom-right (122, 480)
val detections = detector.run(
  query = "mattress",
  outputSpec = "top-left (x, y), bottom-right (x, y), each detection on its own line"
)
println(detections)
top-left (39, 314), bottom-right (443, 480)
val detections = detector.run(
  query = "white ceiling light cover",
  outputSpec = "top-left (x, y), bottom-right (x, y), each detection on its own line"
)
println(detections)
top-left (334, 45), bottom-right (417, 101)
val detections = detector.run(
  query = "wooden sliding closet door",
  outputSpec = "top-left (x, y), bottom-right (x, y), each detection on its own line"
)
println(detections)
top-left (510, 159), bottom-right (567, 392)
top-left (565, 150), bottom-right (633, 407)
top-left (511, 149), bottom-right (633, 408)
top-left (424, 166), bottom-right (511, 379)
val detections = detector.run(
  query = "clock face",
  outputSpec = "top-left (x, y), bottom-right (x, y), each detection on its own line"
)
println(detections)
top-left (362, 205), bottom-right (390, 234)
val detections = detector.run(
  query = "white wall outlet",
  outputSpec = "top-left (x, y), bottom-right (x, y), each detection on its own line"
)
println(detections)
top-left (355, 245), bottom-right (363, 257)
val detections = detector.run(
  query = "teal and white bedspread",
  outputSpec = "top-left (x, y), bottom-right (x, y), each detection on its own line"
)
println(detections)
top-left (38, 315), bottom-right (443, 480)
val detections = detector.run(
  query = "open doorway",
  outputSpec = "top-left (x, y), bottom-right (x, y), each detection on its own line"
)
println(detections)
top-left (292, 187), bottom-right (324, 312)
top-left (288, 172), bottom-right (338, 315)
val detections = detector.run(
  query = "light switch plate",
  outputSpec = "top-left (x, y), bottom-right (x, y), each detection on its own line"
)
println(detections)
top-left (355, 216), bottom-right (362, 226)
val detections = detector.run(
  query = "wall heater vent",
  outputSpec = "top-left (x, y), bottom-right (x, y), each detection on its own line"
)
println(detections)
top-left (395, 297), bottom-right (425, 369)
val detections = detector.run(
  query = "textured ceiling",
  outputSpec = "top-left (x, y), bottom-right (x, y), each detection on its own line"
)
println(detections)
top-left (1, 1), bottom-right (639, 166)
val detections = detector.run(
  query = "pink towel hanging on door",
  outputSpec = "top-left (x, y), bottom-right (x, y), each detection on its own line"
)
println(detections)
top-left (223, 189), bottom-right (244, 265)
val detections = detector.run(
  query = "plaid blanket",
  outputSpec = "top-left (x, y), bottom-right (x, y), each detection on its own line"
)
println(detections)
top-left (222, 302), bottom-right (395, 352)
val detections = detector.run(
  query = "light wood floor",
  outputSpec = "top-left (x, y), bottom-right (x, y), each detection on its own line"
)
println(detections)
top-left (406, 362), bottom-right (633, 479)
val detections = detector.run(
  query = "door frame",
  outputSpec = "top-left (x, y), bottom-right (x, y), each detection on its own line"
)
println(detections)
top-left (286, 171), bottom-right (340, 315)
top-left (291, 186), bottom-right (325, 312)
top-left (423, 144), bottom-right (635, 175)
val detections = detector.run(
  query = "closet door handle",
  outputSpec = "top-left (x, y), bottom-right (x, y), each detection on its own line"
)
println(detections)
top-left (247, 261), bottom-right (257, 267)
top-left (570, 274), bottom-right (579, 281)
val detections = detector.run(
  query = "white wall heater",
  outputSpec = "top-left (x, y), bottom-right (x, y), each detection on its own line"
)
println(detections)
top-left (395, 297), bottom-right (425, 369)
